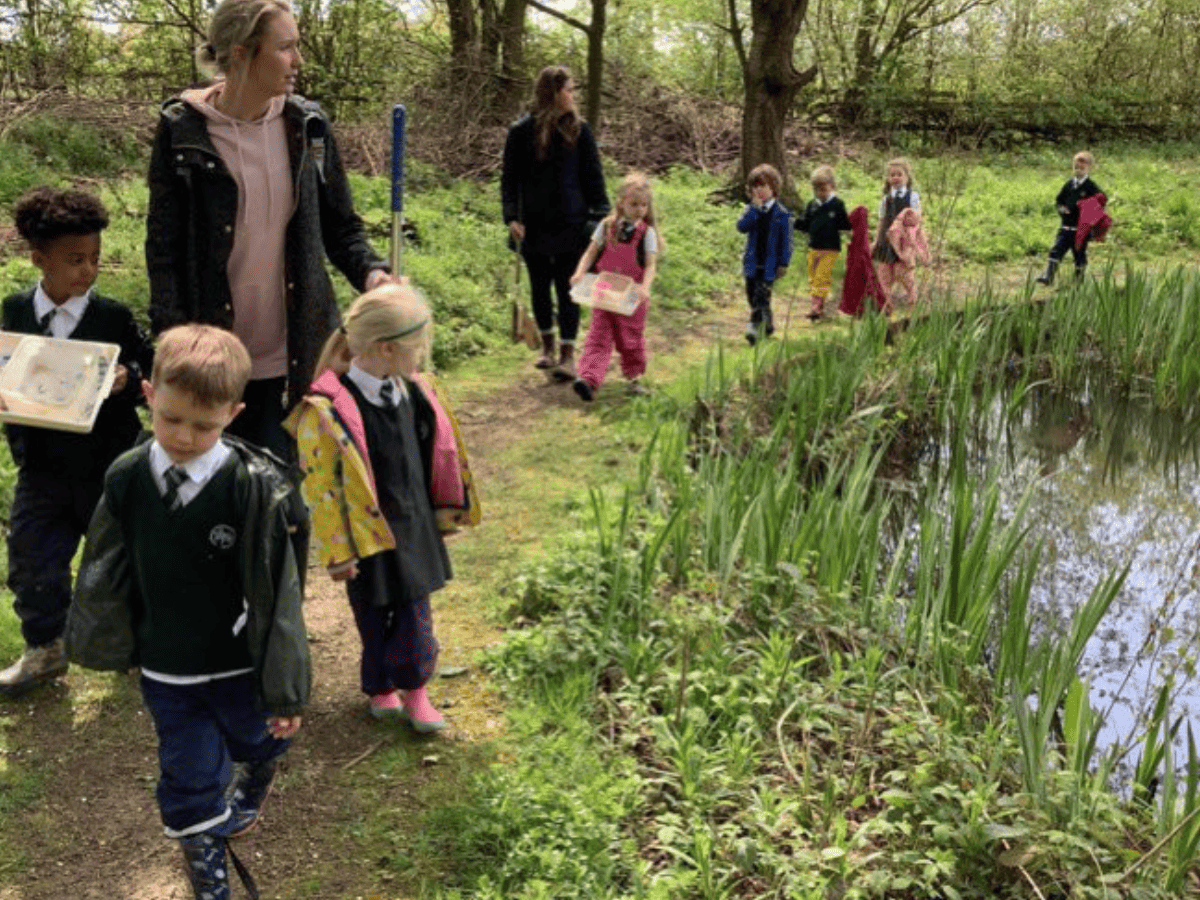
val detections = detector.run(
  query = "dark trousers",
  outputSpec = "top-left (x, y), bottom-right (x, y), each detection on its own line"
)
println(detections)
top-left (6, 470), bottom-right (102, 647)
top-left (141, 674), bottom-right (290, 837)
top-left (1048, 227), bottom-right (1089, 268)
top-left (745, 274), bottom-right (775, 334)
top-left (225, 376), bottom-right (293, 463)
top-left (522, 248), bottom-right (583, 343)
top-left (345, 582), bottom-right (439, 695)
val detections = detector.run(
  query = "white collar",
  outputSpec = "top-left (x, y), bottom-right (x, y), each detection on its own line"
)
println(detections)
top-left (149, 438), bottom-right (230, 487)
top-left (818, 193), bottom-right (838, 203)
top-left (347, 360), bottom-right (408, 407)
top-left (891, 187), bottom-right (908, 198)
top-left (760, 197), bottom-right (776, 211)
top-left (33, 285), bottom-right (90, 335)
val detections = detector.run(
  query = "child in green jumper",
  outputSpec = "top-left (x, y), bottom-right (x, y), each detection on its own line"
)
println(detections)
top-left (67, 324), bottom-right (310, 900)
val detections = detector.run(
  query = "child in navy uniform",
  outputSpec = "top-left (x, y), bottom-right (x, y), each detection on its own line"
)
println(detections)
top-left (794, 165), bottom-right (853, 321)
top-left (737, 164), bottom-right (793, 345)
top-left (0, 186), bottom-right (154, 698)
top-left (67, 324), bottom-right (310, 900)
top-left (1037, 151), bottom-right (1103, 286)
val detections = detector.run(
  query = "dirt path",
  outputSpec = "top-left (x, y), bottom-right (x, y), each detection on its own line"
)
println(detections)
top-left (0, 297), bottom-right (755, 900)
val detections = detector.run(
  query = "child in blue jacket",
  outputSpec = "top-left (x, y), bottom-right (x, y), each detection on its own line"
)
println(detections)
top-left (737, 164), bottom-right (793, 345)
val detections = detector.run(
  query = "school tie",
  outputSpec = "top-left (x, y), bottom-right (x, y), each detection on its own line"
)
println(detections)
top-left (379, 379), bottom-right (396, 407)
top-left (38, 309), bottom-right (55, 336)
top-left (162, 465), bottom-right (187, 511)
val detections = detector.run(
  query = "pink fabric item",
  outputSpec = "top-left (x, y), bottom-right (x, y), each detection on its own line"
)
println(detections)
top-left (578, 220), bottom-right (650, 390)
top-left (877, 262), bottom-right (917, 303)
top-left (1076, 194), bottom-right (1112, 250)
top-left (578, 301), bottom-right (649, 388)
top-left (182, 84), bottom-right (292, 380)
top-left (839, 206), bottom-right (889, 317)
top-left (411, 374), bottom-right (466, 510)
top-left (310, 368), bottom-right (378, 496)
top-left (886, 207), bottom-right (930, 267)
top-left (403, 685), bottom-right (445, 729)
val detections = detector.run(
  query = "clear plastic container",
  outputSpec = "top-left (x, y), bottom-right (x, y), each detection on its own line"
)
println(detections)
top-left (570, 272), bottom-right (640, 315)
top-left (0, 333), bottom-right (120, 433)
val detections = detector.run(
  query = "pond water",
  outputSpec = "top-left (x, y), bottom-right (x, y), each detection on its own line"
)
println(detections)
top-left (928, 378), bottom-right (1200, 769)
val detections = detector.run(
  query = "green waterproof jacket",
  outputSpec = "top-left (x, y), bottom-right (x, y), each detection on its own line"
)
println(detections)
top-left (65, 436), bottom-right (312, 717)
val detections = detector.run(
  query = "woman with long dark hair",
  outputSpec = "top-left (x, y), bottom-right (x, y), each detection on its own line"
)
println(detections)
top-left (501, 65), bottom-right (609, 380)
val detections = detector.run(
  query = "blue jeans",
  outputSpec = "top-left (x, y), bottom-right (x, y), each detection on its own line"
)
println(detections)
top-left (141, 674), bottom-right (290, 836)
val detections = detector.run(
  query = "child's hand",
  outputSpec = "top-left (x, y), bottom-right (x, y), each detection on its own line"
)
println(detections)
top-left (328, 559), bottom-right (359, 582)
top-left (1058, 205), bottom-right (1070, 215)
top-left (638, 285), bottom-right (651, 303)
top-left (267, 716), bottom-right (302, 739)
top-left (570, 272), bottom-right (584, 286)
top-left (109, 364), bottom-right (128, 395)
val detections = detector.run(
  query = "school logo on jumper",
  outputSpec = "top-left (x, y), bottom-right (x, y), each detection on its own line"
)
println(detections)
top-left (209, 524), bottom-right (237, 551)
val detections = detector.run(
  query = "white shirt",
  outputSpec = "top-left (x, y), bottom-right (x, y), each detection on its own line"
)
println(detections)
top-left (347, 360), bottom-right (408, 407)
top-left (879, 188), bottom-right (921, 218)
top-left (33, 285), bottom-right (89, 339)
top-left (590, 221), bottom-right (660, 255)
top-left (148, 439), bottom-right (232, 509)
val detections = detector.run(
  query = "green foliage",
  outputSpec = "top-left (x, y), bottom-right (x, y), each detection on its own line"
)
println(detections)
top-left (2, 115), bottom-right (142, 181)
top-left (426, 256), bottom-right (1200, 896)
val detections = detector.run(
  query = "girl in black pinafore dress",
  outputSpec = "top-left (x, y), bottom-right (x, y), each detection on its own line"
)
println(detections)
top-left (293, 285), bottom-right (458, 733)
top-left (870, 157), bottom-right (922, 309)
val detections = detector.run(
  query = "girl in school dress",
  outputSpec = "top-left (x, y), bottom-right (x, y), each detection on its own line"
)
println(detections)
top-left (288, 284), bottom-right (478, 732)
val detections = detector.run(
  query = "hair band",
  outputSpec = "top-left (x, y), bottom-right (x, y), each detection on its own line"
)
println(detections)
top-left (381, 319), bottom-right (428, 341)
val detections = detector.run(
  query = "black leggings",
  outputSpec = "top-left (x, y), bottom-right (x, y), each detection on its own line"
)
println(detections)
top-left (523, 247), bottom-right (584, 343)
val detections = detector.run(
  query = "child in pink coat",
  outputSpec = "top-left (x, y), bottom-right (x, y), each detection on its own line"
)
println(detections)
top-left (570, 173), bottom-right (661, 401)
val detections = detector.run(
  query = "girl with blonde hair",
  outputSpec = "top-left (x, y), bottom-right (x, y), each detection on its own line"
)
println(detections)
top-left (287, 285), bottom-right (477, 734)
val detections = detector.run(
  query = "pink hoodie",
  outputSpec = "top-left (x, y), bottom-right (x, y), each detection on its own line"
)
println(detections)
top-left (182, 83), bottom-right (293, 380)
top-left (886, 207), bottom-right (930, 269)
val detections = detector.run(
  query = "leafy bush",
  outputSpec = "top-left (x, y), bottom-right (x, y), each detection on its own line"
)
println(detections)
top-left (4, 114), bottom-right (141, 179)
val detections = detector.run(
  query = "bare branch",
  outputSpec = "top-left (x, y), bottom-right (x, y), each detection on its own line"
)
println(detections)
top-left (525, 0), bottom-right (590, 33)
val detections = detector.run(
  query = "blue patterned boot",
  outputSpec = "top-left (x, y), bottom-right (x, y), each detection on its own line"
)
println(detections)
top-left (179, 833), bottom-right (230, 900)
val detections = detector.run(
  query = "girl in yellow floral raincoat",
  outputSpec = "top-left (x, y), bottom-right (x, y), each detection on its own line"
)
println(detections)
top-left (286, 284), bottom-right (477, 732)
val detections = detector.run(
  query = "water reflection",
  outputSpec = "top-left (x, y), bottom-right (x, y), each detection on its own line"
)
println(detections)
top-left (935, 378), bottom-right (1200, 770)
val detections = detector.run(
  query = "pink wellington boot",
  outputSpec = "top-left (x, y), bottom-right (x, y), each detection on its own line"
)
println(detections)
top-left (401, 685), bottom-right (446, 733)
top-left (369, 690), bottom-right (403, 720)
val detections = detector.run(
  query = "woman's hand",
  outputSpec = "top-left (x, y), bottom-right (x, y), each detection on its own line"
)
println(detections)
top-left (508, 221), bottom-right (526, 244)
top-left (266, 716), bottom-right (302, 739)
top-left (365, 269), bottom-right (398, 291)
top-left (328, 560), bottom-right (359, 582)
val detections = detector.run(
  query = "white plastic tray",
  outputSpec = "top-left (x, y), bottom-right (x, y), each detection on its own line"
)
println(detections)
top-left (0, 332), bottom-right (120, 433)
top-left (570, 272), bottom-right (641, 316)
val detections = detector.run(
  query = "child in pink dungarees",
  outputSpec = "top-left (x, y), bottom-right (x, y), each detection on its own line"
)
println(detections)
top-left (569, 172), bottom-right (661, 401)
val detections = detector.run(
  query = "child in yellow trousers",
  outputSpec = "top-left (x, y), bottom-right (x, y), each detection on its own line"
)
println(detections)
top-left (794, 165), bottom-right (852, 320)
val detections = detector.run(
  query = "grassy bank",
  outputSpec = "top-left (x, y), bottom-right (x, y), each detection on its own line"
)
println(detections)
top-left (3, 132), bottom-right (1200, 897)
top-left (418, 279), bottom-right (1200, 898)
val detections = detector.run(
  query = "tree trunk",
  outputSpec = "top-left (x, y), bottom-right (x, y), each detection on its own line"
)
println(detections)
top-left (447, 0), bottom-right (480, 72)
top-left (740, 0), bottom-right (815, 203)
top-left (584, 0), bottom-right (606, 125)
top-left (495, 0), bottom-right (528, 113)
